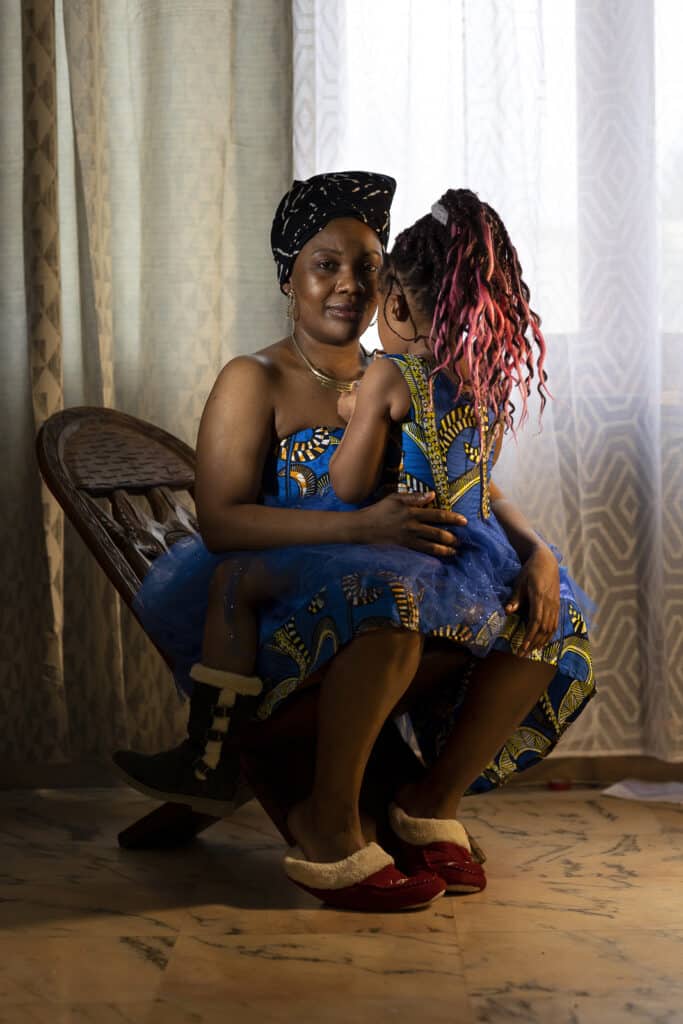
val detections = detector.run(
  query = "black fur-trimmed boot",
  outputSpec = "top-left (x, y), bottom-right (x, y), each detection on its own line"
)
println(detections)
top-left (112, 666), bottom-right (262, 817)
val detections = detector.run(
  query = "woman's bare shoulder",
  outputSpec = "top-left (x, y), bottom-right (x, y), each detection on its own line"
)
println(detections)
top-left (210, 338), bottom-right (291, 395)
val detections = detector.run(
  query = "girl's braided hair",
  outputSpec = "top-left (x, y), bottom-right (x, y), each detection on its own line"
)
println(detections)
top-left (381, 188), bottom-right (549, 432)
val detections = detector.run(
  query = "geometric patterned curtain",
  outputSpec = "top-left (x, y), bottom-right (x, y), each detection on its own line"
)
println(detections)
top-left (1, 0), bottom-right (292, 781)
top-left (293, 0), bottom-right (683, 760)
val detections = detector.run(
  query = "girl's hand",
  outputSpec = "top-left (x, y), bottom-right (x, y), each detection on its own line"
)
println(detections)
top-left (336, 384), bottom-right (359, 423)
top-left (505, 544), bottom-right (560, 655)
top-left (359, 491), bottom-right (467, 558)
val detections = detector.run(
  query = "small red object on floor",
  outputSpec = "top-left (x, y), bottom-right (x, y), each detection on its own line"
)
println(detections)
top-left (547, 779), bottom-right (573, 791)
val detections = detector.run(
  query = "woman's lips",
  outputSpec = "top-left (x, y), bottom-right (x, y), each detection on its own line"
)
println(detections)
top-left (326, 305), bottom-right (365, 321)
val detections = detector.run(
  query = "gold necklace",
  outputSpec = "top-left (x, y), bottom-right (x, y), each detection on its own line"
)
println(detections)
top-left (290, 333), bottom-right (363, 393)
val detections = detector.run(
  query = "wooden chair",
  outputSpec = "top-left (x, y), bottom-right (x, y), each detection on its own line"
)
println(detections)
top-left (35, 407), bottom-right (422, 851)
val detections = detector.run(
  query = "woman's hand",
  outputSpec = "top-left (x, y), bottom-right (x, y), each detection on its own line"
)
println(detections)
top-left (359, 491), bottom-right (467, 558)
top-left (505, 544), bottom-right (560, 655)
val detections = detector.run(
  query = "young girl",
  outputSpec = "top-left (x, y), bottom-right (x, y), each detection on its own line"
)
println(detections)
top-left (328, 186), bottom-right (579, 662)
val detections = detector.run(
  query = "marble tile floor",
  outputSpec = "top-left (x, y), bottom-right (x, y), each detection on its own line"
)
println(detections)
top-left (1, 784), bottom-right (682, 1023)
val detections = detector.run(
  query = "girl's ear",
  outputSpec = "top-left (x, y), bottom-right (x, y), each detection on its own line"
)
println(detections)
top-left (389, 288), bottom-right (411, 323)
top-left (392, 290), bottom-right (411, 323)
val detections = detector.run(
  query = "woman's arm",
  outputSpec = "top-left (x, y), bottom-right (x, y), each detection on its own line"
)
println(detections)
top-left (329, 357), bottom-right (411, 504)
top-left (194, 355), bottom-right (464, 556)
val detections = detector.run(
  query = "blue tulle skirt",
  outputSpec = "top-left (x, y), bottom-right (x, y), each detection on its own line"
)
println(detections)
top-left (133, 519), bottom-right (594, 792)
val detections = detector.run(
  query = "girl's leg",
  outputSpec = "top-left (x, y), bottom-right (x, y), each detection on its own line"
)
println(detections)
top-left (288, 628), bottom-right (423, 863)
top-left (396, 651), bottom-right (555, 820)
top-left (113, 558), bottom-right (266, 811)
top-left (201, 560), bottom-right (263, 675)
top-left (393, 639), bottom-right (470, 715)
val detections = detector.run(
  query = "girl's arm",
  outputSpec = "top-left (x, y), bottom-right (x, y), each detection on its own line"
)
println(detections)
top-left (489, 479), bottom-right (546, 562)
top-left (329, 357), bottom-right (411, 504)
top-left (194, 355), bottom-right (462, 556)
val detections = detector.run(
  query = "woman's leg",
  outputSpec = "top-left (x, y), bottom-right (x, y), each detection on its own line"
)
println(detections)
top-left (288, 628), bottom-right (423, 863)
top-left (396, 651), bottom-right (555, 820)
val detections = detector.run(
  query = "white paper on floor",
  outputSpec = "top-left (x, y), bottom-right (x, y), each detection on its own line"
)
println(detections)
top-left (601, 779), bottom-right (683, 804)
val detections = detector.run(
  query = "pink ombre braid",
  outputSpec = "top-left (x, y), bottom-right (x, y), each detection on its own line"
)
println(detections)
top-left (384, 189), bottom-right (550, 438)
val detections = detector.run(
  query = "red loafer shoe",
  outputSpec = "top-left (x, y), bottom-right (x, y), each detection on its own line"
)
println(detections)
top-left (283, 841), bottom-right (446, 912)
top-left (388, 803), bottom-right (487, 894)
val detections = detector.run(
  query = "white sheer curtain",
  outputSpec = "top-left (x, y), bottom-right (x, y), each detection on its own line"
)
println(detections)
top-left (293, 0), bottom-right (683, 759)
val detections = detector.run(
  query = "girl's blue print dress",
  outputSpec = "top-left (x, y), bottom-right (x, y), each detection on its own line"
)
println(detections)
top-left (134, 355), bottom-right (595, 794)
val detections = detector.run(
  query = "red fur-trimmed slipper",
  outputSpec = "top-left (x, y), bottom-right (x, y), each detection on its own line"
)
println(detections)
top-left (388, 803), bottom-right (487, 894)
top-left (283, 841), bottom-right (446, 912)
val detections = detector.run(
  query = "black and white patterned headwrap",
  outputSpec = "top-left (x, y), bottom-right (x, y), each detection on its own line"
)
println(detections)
top-left (271, 171), bottom-right (397, 290)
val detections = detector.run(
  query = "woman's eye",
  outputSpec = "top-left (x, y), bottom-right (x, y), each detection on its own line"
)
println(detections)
top-left (364, 264), bottom-right (378, 273)
top-left (317, 260), bottom-right (337, 271)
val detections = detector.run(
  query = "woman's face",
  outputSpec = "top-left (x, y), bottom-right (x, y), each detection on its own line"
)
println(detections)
top-left (286, 218), bottom-right (382, 346)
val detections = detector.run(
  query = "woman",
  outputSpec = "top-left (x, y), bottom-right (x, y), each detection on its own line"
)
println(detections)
top-left (118, 171), bottom-right (594, 912)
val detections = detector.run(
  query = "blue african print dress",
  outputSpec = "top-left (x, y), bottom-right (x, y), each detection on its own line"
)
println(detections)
top-left (134, 354), bottom-right (595, 794)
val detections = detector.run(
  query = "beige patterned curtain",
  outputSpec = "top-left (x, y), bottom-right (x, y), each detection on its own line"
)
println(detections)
top-left (1, 0), bottom-right (291, 783)
top-left (0, 1), bottom-right (70, 771)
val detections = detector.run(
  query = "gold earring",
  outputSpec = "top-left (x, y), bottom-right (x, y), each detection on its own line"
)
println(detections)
top-left (286, 289), bottom-right (297, 321)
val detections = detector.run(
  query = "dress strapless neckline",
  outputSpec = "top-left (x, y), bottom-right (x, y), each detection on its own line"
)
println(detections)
top-left (276, 424), bottom-right (344, 446)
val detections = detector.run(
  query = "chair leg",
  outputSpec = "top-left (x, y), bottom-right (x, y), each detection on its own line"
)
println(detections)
top-left (117, 802), bottom-right (220, 850)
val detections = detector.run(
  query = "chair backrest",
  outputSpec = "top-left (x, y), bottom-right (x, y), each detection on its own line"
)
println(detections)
top-left (36, 407), bottom-right (199, 607)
